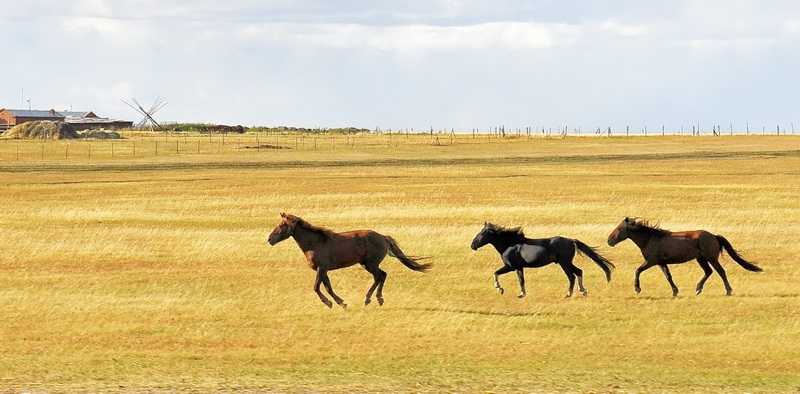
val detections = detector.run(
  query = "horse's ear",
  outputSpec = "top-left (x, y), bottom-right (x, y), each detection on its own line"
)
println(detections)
top-left (624, 217), bottom-right (631, 222)
top-left (280, 212), bottom-right (287, 218)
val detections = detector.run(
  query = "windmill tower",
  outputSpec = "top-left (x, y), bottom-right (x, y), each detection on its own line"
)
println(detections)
top-left (121, 96), bottom-right (167, 131)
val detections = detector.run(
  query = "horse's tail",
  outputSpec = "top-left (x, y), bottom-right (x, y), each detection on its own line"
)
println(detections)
top-left (716, 235), bottom-right (762, 272)
top-left (572, 239), bottom-right (615, 282)
top-left (385, 236), bottom-right (432, 272)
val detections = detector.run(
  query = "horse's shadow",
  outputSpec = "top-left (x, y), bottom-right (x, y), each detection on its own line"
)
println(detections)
top-left (397, 306), bottom-right (553, 318)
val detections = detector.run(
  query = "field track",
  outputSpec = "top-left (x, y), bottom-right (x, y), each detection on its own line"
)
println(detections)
top-left (2, 148), bottom-right (799, 173)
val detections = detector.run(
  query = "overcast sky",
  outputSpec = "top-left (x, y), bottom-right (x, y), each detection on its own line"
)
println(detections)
top-left (2, 1), bottom-right (799, 132)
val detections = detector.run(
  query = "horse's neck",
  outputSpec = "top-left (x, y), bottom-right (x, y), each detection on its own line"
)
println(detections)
top-left (628, 230), bottom-right (655, 250)
top-left (490, 236), bottom-right (523, 254)
top-left (291, 225), bottom-right (331, 251)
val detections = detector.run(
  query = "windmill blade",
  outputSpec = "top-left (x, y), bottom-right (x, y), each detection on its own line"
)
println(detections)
top-left (149, 96), bottom-right (168, 117)
top-left (121, 96), bottom-right (167, 131)
top-left (121, 98), bottom-right (147, 116)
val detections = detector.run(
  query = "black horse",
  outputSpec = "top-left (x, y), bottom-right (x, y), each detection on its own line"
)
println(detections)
top-left (470, 222), bottom-right (614, 298)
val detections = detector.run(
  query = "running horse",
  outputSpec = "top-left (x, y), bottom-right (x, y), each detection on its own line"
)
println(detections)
top-left (267, 213), bottom-right (431, 308)
top-left (470, 222), bottom-right (614, 298)
top-left (607, 217), bottom-right (762, 296)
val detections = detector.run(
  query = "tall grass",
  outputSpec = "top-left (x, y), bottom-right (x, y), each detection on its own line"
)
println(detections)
top-left (0, 134), bottom-right (799, 391)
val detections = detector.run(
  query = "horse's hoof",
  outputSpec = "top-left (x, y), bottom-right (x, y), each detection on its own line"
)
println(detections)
top-left (517, 294), bottom-right (526, 299)
top-left (581, 290), bottom-right (588, 296)
top-left (377, 298), bottom-right (384, 306)
top-left (564, 293), bottom-right (572, 298)
top-left (364, 298), bottom-right (371, 306)
top-left (497, 288), bottom-right (504, 295)
top-left (634, 287), bottom-right (641, 294)
top-left (324, 301), bottom-right (333, 309)
top-left (341, 303), bottom-right (348, 310)
top-left (726, 290), bottom-right (733, 296)
top-left (695, 289), bottom-right (702, 295)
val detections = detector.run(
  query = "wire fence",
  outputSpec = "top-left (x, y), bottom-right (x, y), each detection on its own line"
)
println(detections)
top-left (0, 127), bottom-right (796, 162)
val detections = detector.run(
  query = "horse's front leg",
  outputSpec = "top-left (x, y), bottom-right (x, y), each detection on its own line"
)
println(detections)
top-left (493, 265), bottom-right (514, 295)
top-left (634, 261), bottom-right (656, 294)
top-left (319, 269), bottom-right (347, 309)
top-left (659, 264), bottom-right (679, 297)
top-left (313, 269), bottom-right (333, 308)
top-left (515, 269), bottom-right (526, 298)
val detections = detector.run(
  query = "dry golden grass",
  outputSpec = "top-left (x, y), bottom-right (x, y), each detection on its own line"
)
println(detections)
top-left (0, 133), bottom-right (799, 392)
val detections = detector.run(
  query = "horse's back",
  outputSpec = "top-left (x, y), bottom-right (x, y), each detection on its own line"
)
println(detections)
top-left (659, 230), bottom-right (721, 262)
top-left (511, 236), bottom-right (573, 267)
top-left (329, 229), bottom-right (390, 266)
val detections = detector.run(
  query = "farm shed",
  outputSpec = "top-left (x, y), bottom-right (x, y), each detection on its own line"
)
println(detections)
top-left (0, 108), bottom-right (62, 130)
top-left (0, 108), bottom-right (132, 131)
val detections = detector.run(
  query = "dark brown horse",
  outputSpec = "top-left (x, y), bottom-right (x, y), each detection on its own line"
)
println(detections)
top-left (267, 213), bottom-right (431, 308)
top-left (607, 217), bottom-right (762, 296)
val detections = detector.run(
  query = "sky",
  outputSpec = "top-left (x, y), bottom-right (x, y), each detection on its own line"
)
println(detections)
top-left (2, 0), bottom-right (799, 133)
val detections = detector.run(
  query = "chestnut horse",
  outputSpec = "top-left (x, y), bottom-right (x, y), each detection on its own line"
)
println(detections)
top-left (607, 217), bottom-right (762, 296)
top-left (471, 222), bottom-right (614, 298)
top-left (267, 213), bottom-right (431, 308)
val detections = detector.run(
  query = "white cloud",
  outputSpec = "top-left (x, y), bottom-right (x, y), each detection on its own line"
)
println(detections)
top-left (62, 16), bottom-right (155, 45)
top-left (599, 21), bottom-right (648, 38)
top-left (785, 19), bottom-right (800, 35)
top-left (237, 22), bottom-right (577, 53)
top-left (2, 1), bottom-right (800, 129)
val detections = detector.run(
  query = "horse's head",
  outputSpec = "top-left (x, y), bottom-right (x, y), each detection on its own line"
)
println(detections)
top-left (470, 222), bottom-right (494, 250)
top-left (607, 217), bottom-right (633, 246)
top-left (268, 212), bottom-right (297, 245)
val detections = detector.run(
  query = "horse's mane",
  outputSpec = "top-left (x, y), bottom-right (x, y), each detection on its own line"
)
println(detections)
top-left (486, 222), bottom-right (526, 239)
top-left (627, 218), bottom-right (671, 236)
top-left (289, 215), bottom-right (337, 240)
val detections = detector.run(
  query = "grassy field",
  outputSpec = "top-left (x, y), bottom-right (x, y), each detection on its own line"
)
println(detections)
top-left (1, 133), bottom-right (799, 392)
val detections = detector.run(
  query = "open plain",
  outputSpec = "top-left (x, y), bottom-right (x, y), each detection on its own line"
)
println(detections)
top-left (1, 133), bottom-right (799, 392)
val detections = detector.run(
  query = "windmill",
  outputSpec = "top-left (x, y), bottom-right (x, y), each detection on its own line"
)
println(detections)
top-left (121, 96), bottom-right (167, 131)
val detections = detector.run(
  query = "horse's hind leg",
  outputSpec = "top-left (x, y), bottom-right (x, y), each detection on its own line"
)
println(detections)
top-left (375, 270), bottom-right (387, 305)
top-left (319, 269), bottom-right (347, 309)
top-left (709, 259), bottom-right (733, 295)
top-left (695, 259), bottom-right (714, 295)
top-left (364, 264), bottom-right (388, 306)
top-left (559, 264), bottom-right (577, 298)
top-left (573, 265), bottom-right (587, 296)
top-left (659, 265), bottom-right (679, 296)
